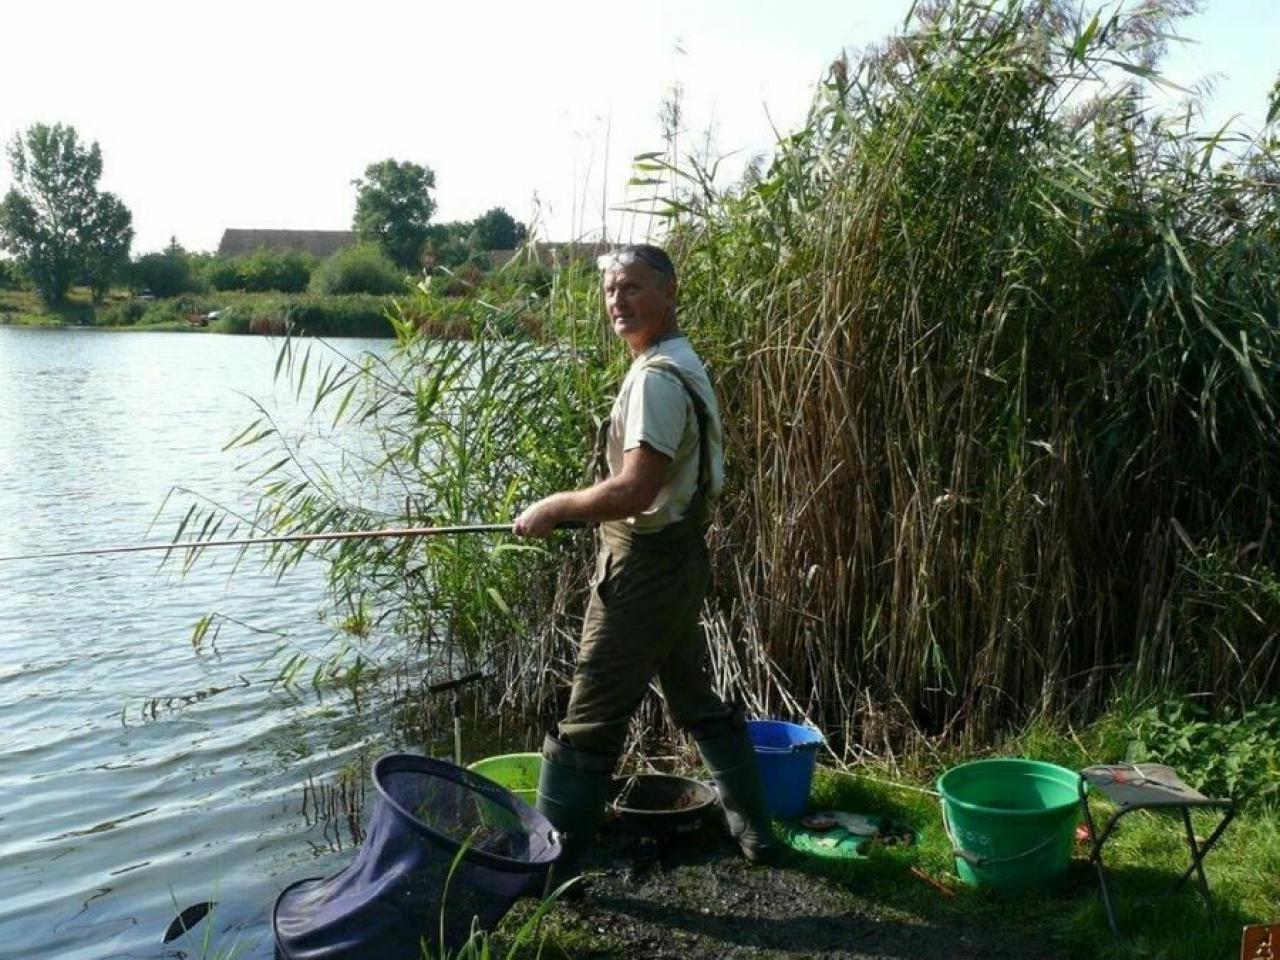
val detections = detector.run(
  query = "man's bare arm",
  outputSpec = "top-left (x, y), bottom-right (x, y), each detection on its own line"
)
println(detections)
top-left (512, 444), bottom-right (670, 537)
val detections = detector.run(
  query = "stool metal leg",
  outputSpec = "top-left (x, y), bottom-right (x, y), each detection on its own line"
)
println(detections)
top-left (1174, 806), bottom-right (1235, 890)
top-left (1179, 807), bottom-right (1216, 926)
top-left (1080, 782), bottom-right (1123, 938)
top-left (1174, 805), bottom-right (1235, 927)
top-left (1093, 846), bottom-right (1122, 937)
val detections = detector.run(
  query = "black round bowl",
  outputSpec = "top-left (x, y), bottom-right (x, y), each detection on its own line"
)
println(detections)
top-left (607, 774), bottom-right (720, 836)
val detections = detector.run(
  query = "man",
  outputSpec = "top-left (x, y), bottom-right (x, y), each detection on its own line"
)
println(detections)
top-left (513, 243), bottom-right (776, 878)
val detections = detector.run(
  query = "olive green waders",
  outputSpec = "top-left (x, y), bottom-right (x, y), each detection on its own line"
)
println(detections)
top-left (536, 358), bottom-right (776, 881)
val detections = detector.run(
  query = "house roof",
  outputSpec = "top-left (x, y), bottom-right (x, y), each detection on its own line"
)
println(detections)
top-left (217, 229), bottom-right (357, 259)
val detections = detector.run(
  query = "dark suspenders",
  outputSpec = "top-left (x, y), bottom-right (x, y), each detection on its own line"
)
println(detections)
top-left (592, 346), bottom-right (713, 525)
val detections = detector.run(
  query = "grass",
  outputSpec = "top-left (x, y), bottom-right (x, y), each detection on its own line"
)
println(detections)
top-left (0, 287), bottom-right (94, 326)
top-left (791, 713), bottom-right (1280, 960)
top-left (487, 709), bottom-right (1278, 960)
top-left (439, 707), bottom-right (1278, 960)
top-left (0, 286), bottom-right (207, 330)
top-left (484, 907), bottom-right (616, 960)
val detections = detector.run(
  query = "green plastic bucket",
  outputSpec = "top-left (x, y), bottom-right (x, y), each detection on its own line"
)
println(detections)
top-left (937, 758), bottom-right (1082, 892)
top-left (467, 753), bottom-right (542, 806)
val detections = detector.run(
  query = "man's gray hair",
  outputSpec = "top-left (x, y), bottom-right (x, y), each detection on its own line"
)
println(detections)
top-left (597, 244), bottom-right (677, 283)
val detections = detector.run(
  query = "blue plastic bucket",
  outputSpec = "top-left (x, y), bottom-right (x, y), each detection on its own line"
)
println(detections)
top-left (747, 720), bottom-right (825, 819)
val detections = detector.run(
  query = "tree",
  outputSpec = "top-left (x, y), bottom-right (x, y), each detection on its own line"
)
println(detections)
top-left (352, 159), bottom-right (436, 269)
top-left (0, 257), bottom-right (25, 290)
top-left (130, 238), bottom-right (202, 299)
top-left (0, 122), bottom-right (134, 303)
top-left (80, 194), bottom-right (134, 300)
top-left (470, 207), bottom-right (527, 251)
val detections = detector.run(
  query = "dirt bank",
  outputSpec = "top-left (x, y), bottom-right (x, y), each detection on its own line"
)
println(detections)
top-left (514, 825), bottom-right (1067, 959)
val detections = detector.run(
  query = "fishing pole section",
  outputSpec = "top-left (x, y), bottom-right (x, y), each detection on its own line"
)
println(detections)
top-left (0, 520), bottom-right (591, 563)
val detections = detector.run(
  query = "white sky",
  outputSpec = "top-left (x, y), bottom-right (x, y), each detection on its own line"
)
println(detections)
top-left (1, 1), bottom-right (1275, 254)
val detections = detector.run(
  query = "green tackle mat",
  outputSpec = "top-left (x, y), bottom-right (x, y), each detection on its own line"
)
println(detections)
top-left (779, 811), bottom-right (918, 861)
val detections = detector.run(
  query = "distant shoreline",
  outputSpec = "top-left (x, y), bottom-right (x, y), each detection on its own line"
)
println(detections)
top-left (0, 316), bottom-right (209, 332)
top-left (0, 287), bottom-right (399, 338)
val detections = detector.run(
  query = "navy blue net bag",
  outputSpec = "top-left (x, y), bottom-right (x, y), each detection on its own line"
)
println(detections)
top-left (273, 753), bottom-right (561, 959)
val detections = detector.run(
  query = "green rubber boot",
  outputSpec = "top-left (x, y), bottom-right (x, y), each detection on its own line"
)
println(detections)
top-left (696, 723), bottom-right (779, 864)
top-left (536, 734), bottom-right (615, 897)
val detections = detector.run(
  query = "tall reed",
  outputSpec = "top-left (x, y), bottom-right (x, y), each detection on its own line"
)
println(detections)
top-left (667, 0), bottom-right (1279, 747)
top-left (182, 0), bottom-right (1279, 755)
top-left (173, 260), bottom-right (621, 720)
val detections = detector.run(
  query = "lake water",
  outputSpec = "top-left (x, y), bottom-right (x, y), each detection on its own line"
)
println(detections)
top-left (0, 327), bottom-right (406, 959)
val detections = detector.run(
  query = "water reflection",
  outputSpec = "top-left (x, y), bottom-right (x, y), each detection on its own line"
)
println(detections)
top-left (0, 328), bottom-right (402, 960)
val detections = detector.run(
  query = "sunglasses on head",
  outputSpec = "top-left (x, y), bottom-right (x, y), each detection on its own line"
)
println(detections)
top-left (596, 247), bottom-right (676, 282)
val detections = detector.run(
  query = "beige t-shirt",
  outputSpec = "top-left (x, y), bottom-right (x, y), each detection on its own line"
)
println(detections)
top-left (606, 333), bottom-right (725, 532)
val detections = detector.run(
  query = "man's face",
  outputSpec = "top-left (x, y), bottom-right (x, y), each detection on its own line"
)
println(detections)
top-left (603, 261), bottom-right (677, 354)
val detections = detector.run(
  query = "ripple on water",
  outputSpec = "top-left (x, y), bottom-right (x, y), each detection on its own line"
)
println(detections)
top-left (0, 328), bottom-right (398, 959)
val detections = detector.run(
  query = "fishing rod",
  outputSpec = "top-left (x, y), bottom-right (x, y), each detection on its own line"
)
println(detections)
top-left (0, 521), bottom-right (589, 563)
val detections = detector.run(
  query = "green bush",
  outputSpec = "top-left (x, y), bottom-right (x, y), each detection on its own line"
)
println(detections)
top-left (238, 250), bottom-right (313, 293)
top-left (470, 207), bottom-right (527, 251)
top-left (309, 244), bottom-right (405, 296)
top-left (204, 257), bottom-right (241, 291)
top-left (95, 300), bottom-right (146, 326)
top-left (284, 294), bottom-right (394, 336)
top-left (96, 299), bottom-right (193, 328)
top-left (0, 258), bottom-right (26, 290)
top-left (138, 301), bottom-right (187, 326)
top-left (129, 250), bottom-right (204, 298)
top-left (206, 294), bottom-right (393, 337)
top-left (203, 250), bottom-right (315, 293)
top-left (1128, 697), bottom-right (1280, 806)
top-left (211, 304), bottom-right (253, 334)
